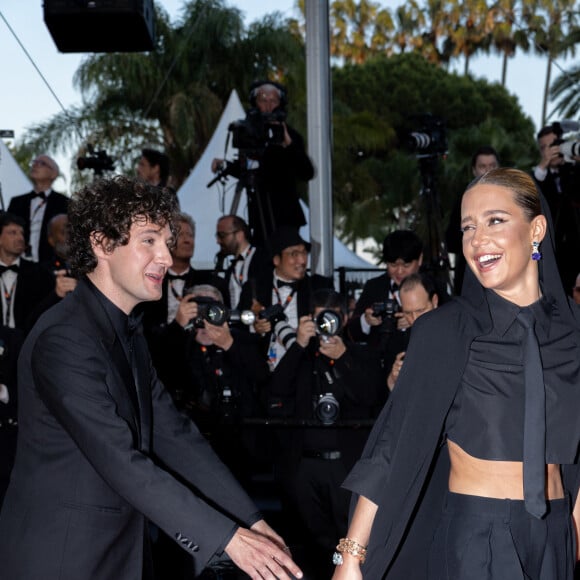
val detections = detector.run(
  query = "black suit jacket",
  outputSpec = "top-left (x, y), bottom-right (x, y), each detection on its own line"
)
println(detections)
top-left (0, 278), bottom-right (260, 580)
top-left (7, 190), bottom-right (70, 262)
top-left (0, 259), bottom-right (55, 333)
top-left (222, 246), bottom-right (271, 309)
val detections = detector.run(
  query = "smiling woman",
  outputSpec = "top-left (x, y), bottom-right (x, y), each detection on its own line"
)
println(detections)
top-left (332, 168), bottom-right (580, 580)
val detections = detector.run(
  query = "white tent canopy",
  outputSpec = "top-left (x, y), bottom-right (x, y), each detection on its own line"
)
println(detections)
top-left (0, 139), bottom-right (32, 209)
top-left (177, 90), bottom-right (372, 272)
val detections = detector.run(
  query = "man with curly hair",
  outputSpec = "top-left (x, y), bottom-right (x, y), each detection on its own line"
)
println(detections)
top-left (0, 176), bottom-right (302, 580)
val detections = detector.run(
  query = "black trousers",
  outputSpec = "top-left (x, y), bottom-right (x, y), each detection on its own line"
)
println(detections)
top-left (428, 492), bottom-right (575, 580)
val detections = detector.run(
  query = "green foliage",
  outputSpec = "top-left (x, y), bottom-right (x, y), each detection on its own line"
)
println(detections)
top-left (331, 53), bottom-right (536, 250)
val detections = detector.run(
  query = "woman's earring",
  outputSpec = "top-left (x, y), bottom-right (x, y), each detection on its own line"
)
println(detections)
top-left (531, 240), bottom-right (542, 261)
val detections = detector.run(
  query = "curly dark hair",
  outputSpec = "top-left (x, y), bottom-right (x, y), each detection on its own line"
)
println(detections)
top-left (68, 175), bottom-right (180, 276)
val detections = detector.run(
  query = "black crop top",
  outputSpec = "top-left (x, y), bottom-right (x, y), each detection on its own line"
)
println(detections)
top-left (446, 289), bottom-right (580, 464)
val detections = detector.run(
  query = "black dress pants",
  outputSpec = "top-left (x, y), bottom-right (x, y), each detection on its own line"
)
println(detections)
top-left (428, 492), bottom-right (575, 580)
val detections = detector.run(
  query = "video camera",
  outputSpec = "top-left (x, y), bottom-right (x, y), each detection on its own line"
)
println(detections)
top-left (77, 145), bottom-right (115, 175)
top-left (228, 107), bottom-right (286, 154)
top-left (406, 114), bottom-right (448, 157)
top-left (550, 121), bottom-right (580, 163)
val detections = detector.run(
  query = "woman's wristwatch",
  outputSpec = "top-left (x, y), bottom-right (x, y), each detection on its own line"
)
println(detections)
top-left (332, 537), bottom-right (367, 565)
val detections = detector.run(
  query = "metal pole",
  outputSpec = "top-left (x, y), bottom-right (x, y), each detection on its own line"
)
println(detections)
top-left (305, 0), bottom-right (333, 278)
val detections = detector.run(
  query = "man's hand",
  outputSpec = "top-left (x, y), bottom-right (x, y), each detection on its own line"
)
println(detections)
top-left (319, 335), bottom-right (347, 360)
top-left (175, 296), bottom-right (199, 328)
top-left (224, 521), bottom-right (303, 579)
top-left (363, 307), bottom-right (383, 327)
top-left (54, 270), bottom-right (77, 298)
top-left (211, 158), bottom-right (225, 173)
top-left (281, 123), bottom-right (292, 148)
top-left (296, 315), bottom-right (315, 348)
top-left (201, 321), bottom-right (234, 351)
top-left (387, 351), bottom-right (406, 391)
top-left (395, 311), bottom-right (411, 331)
top-left (539, 141), bottom-right (561, 170)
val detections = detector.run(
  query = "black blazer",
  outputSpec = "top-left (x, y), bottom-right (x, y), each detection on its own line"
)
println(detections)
top-left (0, 278), bottom-right (260, 580)
top-left (0, 259), bottom-right (55, 333)
top-left (222, 246), bottom-right (272, 309)
top-left (7, 190), bottom-right (70, 263)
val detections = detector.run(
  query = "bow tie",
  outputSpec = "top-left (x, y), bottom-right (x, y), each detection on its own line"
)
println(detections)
top-left (34, 191), bottom-right (47, 200)
top-left (167, 272), bottom-right (189, 282)
top-left (277, 279), bottom-right (297, 290)
top-left (391, 282), bottom-right (399, 292)
top-left (0, 264), bottom-right (19, 275)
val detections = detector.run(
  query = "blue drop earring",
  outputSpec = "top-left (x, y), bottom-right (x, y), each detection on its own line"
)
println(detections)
top-left (531, 240), bottom-right (542, 261)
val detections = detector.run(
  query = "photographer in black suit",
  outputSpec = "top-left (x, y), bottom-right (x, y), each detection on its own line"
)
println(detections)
top-left (268, 289), bottom-right (384, 578)
top-left (8, 154), bottom-right (69, 263)
top-left (211, 82), bottom-right (314, 244)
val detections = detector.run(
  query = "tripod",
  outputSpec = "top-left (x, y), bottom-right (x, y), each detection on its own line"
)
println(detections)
top-left (417, 153), bottom-right (452, 292)
top-left (209, 150), bottom-right (276, 247)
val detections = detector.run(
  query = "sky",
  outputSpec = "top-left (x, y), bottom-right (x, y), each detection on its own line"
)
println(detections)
top-left (0, 0), bottom-right (573, 195)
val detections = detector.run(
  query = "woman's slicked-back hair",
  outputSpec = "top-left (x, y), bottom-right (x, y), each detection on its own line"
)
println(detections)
top-left (466, 167), bottom-right (541, 222)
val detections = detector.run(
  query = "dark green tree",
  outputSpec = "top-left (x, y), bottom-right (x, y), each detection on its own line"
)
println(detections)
top-left (331, 53), bottom-right (537, 256)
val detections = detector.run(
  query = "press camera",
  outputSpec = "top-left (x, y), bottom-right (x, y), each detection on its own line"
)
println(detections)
top-left (184, 296), bottom-right (255, 331)
top-left (406, 114), bottom-right (448, 157)
top-left (551, 121), bottom-right (580, 163)
top-left (314, 309), bottom-right (343, 343)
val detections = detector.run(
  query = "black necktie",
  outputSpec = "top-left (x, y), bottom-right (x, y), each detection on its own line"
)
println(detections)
top-left (167, 273), bottom-right (188, 282)
top-left (0, 264), bottom-right (19, 275)
top-left (517, 309), bottom-right (547, 519)
top-left (391, 282), bottom-right (399, 293)
top-left (34, 191), bottom-right (46, 200)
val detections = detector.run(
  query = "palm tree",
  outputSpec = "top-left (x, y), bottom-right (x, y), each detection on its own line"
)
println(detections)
top-left (549, 27), bottom-right (580, 118)
top-left (18, 0), bottom-right (304, 188)
top-left (444, 0), bottom-right (494, 75)
top-left (393, 0), bottom-right (425, 54)
top-left (524, 0), bottom-right (579, 125)
top-left (488, 0), bottom-right (531, 86)
top-left (329, 0), bottom-right (395, 64)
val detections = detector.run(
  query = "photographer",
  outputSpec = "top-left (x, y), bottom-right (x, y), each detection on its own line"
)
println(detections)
top-left (386, 273), bottom-right (439, 390)
top-left (211, 81), bottom-right (314, 244)
top-left (533, 123), bottom-right (580, 292)
top-left (8, 154), bottom-right (69, 263)
top-left (267, 289), bottom-right (384, 578)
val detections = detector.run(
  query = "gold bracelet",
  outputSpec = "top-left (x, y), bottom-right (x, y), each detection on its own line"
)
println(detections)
top-left (335, 537), bottom-right (367, 564)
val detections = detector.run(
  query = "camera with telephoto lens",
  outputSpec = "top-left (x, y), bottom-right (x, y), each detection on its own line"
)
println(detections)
top-left (406, 113), bottom-right (447, 157)
top-left (229, 108), bottom-right (286, 153)
top-left (184, 295), bottom-right (255, 331)
top-left (258, 303), bottom-right (287, 326)
top-left (372, 298), bottom-right (400, 319)
top-left (550, 121), bottom-right (580, 163)
top-left (315, 309), bottom-right (343, 343)
top-left (313, 393), bottom-right (340, 425)
top-left (77, 144), bottom-right (115, 174)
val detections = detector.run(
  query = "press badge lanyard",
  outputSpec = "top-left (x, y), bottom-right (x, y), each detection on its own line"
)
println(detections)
top-left (233, 246), bottom-right (255, 288)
